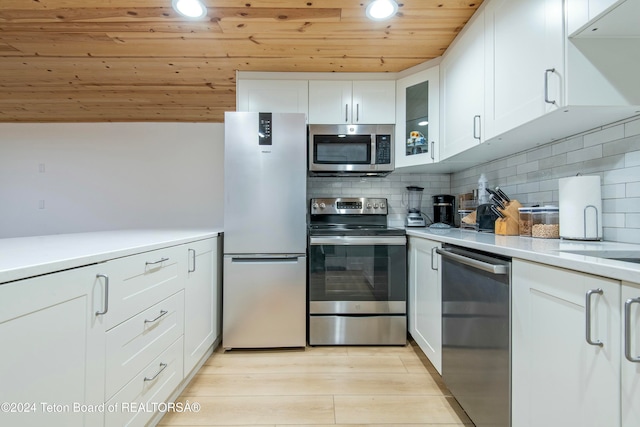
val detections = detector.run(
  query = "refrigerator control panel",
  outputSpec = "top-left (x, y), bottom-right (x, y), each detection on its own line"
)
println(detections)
top-left (258, 112), bottom-right (272, 145)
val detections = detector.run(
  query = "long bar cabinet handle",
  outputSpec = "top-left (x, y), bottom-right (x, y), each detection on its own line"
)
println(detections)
top-left (473, 115), bottom-right (481, 141)
top-left (145, 257), bottom-right (169, 266)
top-left (95, 274), bottom-right (109, 316)
top-left (144, 310), bottom-right (168, 324)
top-left (431, 247), bottom-right (438, 271)
top-left (544, 68), bottom-right (557, 105)
top-left (430, 141), bottom-right (435, 160)
top-left (345, 104), bottom-right (349, 122)
top-left (356, 104), bottom-right (360, 122)
top-left (188, 248), bottom-right (196, 273)
top-left (143, 363), bottom-right (168, 382)
top-left (585, 288), bottom-right (604, 347)
top-left (625, 297), bottom-right (640, 363)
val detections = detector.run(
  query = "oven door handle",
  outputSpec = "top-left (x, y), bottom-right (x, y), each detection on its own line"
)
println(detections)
top-left (310, 236), bottom-right (406, 246)
top-left (436, 248), bottom-right (509, 275)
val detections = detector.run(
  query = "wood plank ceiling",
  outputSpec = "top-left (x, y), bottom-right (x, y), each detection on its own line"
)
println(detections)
top-left (0, 0), bottom-right (482, 123)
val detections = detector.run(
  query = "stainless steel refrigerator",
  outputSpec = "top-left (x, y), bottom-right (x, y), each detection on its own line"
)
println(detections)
top-left (222, 112), bottom-right (307, 349)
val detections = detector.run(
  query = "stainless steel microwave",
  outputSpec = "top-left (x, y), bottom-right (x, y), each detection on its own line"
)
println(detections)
top-left (308, 124), bottom-right (395, 177)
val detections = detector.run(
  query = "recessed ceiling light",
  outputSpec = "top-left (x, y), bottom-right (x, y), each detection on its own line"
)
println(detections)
top-left (418, 121), bottom-right (429, 126)
top-left (172, 0), bottom-right (207, 18)
top-left (365, 0), bottom-right (398, 21)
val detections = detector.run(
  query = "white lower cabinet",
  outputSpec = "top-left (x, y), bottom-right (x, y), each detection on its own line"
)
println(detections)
top-left (183, 238), bottom-right (219, 377)
top-left (0, 234), bottom-right (220, 427)
top-left (512, 259), bottom-right (621, 427)
top-left (622, 281), bottom-right (640, 427)
top-left (408, 237), bottom-right (442, 373)
top-left (0, 265), bottom-right (105, 427)
top-left (105, 337), bottom-right (184, 427)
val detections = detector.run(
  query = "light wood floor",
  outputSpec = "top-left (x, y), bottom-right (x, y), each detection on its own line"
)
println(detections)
top-left (159, 340), bottom-right (473, 426)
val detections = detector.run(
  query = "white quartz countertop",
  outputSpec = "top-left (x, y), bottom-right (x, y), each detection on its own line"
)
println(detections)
top-left (0, 229), bottom-right (222, 285)
top-left (406, 228), bottom-right (640, 284)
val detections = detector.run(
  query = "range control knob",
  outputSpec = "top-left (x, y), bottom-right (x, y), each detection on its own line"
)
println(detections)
top-left (366, 203), bottom-right (372, 209)
top-left (312, 202), bottom-right (319, 209)
top-left (374, 203), bottom-right (379, 209)
top-left (380, 202), bottom-right (386, 209)
top-left (319, 203), bottom-right (326, 209)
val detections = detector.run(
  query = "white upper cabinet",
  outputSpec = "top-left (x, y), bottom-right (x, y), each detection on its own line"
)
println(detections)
top-left (566, 0), bottom-right (640, 37)
top-left (483, 0), bottom-right (564, 139)
top-left (308, 80), bottom-right (395, 124)
top-left (440, 6), bottom-right (485, 161)
top-left (395, 65), bottom-right (440, 168)
top-left (237, 79), bottom-right (309, 115)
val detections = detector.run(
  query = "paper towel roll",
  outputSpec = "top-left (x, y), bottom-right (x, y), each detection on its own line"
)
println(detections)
top-left (559, 176), bottom-right (603, 240)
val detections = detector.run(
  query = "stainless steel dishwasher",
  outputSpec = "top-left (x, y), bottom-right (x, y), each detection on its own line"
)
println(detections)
top-left (436, 244), bottom-right (511, 427)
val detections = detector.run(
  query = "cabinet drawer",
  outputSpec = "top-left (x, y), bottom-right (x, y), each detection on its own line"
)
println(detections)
top-left (105, 291), bottom-right (184, 399)
top-left (105, 336), bottom-right (184, 427)
top-left (102, 245), bottom-right (185, 330)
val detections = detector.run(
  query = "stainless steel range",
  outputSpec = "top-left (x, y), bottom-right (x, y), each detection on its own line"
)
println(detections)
top-left (308, 197), bottom-right (407, 345)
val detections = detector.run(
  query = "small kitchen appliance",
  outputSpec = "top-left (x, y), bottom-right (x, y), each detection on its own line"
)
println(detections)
top-left (308, 197), bottom-right (407, 345)
top-left (403, 185), bottom-right (427, 227)
top-left (433, 194), bottom-right (455, 226)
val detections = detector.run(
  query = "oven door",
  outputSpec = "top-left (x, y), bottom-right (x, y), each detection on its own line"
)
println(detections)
top-left (308, 236), bottom-right (407, 314)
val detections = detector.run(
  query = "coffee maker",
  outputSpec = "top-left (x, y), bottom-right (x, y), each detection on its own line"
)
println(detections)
top-left (432, 195), bottom-right (455, 226)
top-left (403, 186), bottom-right (426, 227)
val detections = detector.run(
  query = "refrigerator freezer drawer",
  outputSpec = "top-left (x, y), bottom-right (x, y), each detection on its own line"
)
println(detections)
top-left (309, 315), bottom-right (407, 346)
top-left (222, 255), bottom-right (306, 349)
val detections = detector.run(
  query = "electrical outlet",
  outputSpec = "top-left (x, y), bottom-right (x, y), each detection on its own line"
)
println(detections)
top-left (39, 163), bottom-right (45, 173)
top-left (38, 200), bottom-right (45, 209)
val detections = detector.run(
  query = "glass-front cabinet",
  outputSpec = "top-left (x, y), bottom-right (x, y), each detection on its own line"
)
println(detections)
top-left (395, 65), bottom-right (440, 168)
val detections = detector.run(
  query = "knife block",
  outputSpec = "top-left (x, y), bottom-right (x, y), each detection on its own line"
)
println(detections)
top-left (495, 200), bottom-right (522, 235)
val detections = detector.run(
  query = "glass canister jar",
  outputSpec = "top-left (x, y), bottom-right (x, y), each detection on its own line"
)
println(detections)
top-left (518, 207), bottom-right (533, 237)
top-left (532, 206), bottom-right (560, 239)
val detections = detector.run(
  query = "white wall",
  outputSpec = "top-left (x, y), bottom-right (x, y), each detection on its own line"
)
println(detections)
top-left (0, 123), bottom-right (224, 238)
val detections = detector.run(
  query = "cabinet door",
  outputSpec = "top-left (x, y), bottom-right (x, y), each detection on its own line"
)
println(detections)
top-left (184, 237), bottom-right (218, 377)
top-left (352, 80), bottom-right (396, 124)
top-left (440, 7), bottom-right (485, 160)
top-left (512, 260), bottom-right (620, 427)
top-left (0, 266), bottom-right (105, 427)
top-left (395, 66), bottom-right (439, 168)
top-left (566, 0), bottom-right (620, 34)
top-left (484, 0), bottom-right (564, 139)
top-left (236, 80), bottom-right (309, 115)
top-left (408, 238), bottom-right (442, 373)
top-left (622, 281), bottom-right (640, 427)
top-left (308, 80), bottom-right (352, 124)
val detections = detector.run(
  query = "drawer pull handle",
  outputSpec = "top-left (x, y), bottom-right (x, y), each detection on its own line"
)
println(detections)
top-left (145, 257), bottom-right (169, 266)
top-left (585, 288), bottom-right (604, 347)
top-left (144, 310), bottom-right (168, 324)
top-left (143, 362), bottom-right (167, 382)
top-left (95, 274), bottom-right (109, 316)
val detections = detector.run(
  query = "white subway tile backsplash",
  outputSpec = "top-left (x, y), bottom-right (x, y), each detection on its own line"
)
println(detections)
top-left (627, 182), bottom-right (640, 198)
top-left (625, 117), bottom-right (640, 137)
top-left (566, 145), bottom-right (603, 164)
top-left (626, 214), bottom-right (640, 228)
top-left (604, 227), bottom-right (640, 244)
top-left (584, 124), bottom-right (624, 147)
top-left (604, 165), bottom-right (640, 184)
top-left (552, 136), bottom-right (584, 156)
top-left (603, 197), bottom-right (640, 214)
top-left (603, 213), bottom-right (626, 228)
top-left (516, 161), bottom-right (539, 175)
top-left (526, 145), bottom-right (553, 162)
top-left (626, 150), bottom-right (640, 168)
top-left (602, 183), bottom-right (626, 199)
top-left (602, 135), bottom-right (640, 157)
